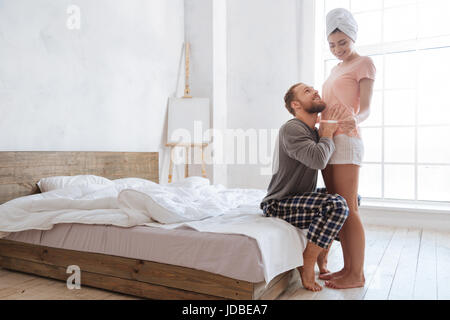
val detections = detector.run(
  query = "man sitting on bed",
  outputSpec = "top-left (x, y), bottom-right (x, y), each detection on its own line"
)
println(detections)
top-left (260, 83), bottom-right (349, 292)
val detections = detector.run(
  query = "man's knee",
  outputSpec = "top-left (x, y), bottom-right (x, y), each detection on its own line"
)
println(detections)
top-left (328, 194), bottom-right (350, 219)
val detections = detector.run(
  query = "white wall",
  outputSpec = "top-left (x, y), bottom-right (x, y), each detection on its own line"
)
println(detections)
top-left (183, 0), bottom-right (228, 185)
top-left (182, 0), bottom-right (214, 183)
top-left (212, 0), bottom-right (229, 186)
top-left (0, 0), bottom-right (185, 182)
top-left (226, 0), bottom-right (302, 188)
top-left (183, 0), bottom-right (313, 189)
top-left (0, 1), bottom-right (316, 188)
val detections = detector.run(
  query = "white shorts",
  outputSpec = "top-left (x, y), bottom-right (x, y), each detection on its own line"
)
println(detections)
top-left (328, 134), bottom-right (364, 166)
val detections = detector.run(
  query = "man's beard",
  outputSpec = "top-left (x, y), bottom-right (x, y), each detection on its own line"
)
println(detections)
top-left (305, 102), bottom-right (326, 114)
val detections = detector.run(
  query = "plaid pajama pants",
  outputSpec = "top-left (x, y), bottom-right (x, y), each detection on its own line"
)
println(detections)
top-left (260, 188), bottom-right (359, 249)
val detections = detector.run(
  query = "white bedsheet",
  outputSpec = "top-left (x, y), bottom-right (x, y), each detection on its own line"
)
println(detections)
top-left (0, 177), bottom-right (307, 283)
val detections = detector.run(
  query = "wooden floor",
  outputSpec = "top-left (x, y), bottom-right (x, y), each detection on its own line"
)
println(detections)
top-left (1, 224), bottom-right (449, 300)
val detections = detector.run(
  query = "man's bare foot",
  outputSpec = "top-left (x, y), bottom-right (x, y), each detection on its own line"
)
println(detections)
top-left (317, 251), bottom-right (330, 275)
top-left (319, 268), bottom-right (347, 280)
top-left (298, 266), bottom-right (322, 292)
top-left (325, 274), bottom-right (365, 289)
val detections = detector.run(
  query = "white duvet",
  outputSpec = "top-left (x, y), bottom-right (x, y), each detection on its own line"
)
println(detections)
top-left (0, 177), bottom-right (306, 283)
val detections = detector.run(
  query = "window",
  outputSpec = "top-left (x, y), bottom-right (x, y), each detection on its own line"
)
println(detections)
top-left (315, 0), bottom-right (450, 203)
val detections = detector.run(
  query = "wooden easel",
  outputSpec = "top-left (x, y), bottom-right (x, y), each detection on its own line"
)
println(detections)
top-left (166, 142), bottom-right (208, 183)
top-left (166, 43), bottom-right (209, 183)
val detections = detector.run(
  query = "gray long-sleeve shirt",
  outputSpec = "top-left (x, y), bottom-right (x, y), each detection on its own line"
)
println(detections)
top-left (262, 118), bottom-right (335, 203)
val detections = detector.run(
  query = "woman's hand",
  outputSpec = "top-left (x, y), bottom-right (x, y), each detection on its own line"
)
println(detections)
top-left (338, 115), bottom-right (358, 134)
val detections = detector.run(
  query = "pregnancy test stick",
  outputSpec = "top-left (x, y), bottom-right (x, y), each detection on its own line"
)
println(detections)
top-left (320, 120), bottom-right (338, 124)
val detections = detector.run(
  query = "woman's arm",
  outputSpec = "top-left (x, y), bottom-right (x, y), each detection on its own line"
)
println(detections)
top-left (356, 78), bottom-right (375, 124)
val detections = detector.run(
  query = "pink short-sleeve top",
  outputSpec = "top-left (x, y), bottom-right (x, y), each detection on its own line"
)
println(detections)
top-left (321, 56), bottom-right (376, 138)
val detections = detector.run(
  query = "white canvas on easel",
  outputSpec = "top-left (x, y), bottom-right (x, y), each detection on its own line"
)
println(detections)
top-left (167, 97), bottom-right (210, 144)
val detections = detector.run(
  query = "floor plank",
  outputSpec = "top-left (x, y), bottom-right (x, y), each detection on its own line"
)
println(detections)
top-left (0, 268), bottom-right (138, 300)
top-left (0, 277), bottom-right (49, 299)
top-left (5, 279), bottom-right (69, 300)
top-left (387, 228), bottom-right (421, 300)
top-left (436, 231), bottom-right (450, 300)
top-left (364, 228), bottom-right (407, 300)
top-left (0, 269), bottom-right (38, 291)
top-left (413, 229), bottom-right (437, 300)
top-left (315, 225), bottom-right (396, 300)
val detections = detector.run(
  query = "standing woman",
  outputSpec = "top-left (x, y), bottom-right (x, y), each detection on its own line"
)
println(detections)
top-left (318, 8), bottom-right (376, 289)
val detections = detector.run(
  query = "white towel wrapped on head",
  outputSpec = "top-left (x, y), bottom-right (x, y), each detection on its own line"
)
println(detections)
top-left (326, 8), bottom-right (358, 42)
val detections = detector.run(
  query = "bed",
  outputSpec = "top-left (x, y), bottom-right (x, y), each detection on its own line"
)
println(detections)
top-left (0, 151), bottom-right (296, 300)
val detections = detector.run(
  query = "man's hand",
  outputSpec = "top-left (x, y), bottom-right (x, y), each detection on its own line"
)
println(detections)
top-left (319, 106), bottom-right (346, 138)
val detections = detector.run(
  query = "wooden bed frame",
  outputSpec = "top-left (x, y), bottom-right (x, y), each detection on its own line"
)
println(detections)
top-left (0, 152), bottom-right (294, 300)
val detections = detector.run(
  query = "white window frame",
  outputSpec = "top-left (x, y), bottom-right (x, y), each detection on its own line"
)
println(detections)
top-left (311, 0), bottom-right (450, 209)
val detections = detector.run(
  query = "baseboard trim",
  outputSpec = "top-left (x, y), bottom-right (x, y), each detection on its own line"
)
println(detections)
top-left (360, 207), bottom-right (450, 232)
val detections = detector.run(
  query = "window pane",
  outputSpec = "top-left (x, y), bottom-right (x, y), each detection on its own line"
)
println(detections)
top-left (418, 48), bottom-right (450, 92)
top-left (361, 91), bottom-right (382, 127)
top-left (418, 127), bottom-right (450, 163)
top-left (384, 90), bottom-right (416, 126)
top-left (325, 0), bottom-right (350, 14)
top-left (354, 11), bottom-right (382, 46)
top-left (351, 0), bottom-right (383, 12)
top-left (383, 5), bottom-right (417, 42)
top-left (360, 164), bottom-right (382, 198)
top-left (385, 52), bottom-right (416, 89)
top-left (384, 165), bottom-right (415, 200)
top-left (325, 59), bottom-right (338, 77)
top-left (417, 48), bottom-right (450, 125)
top-left (418, 166), bottom-right (450, 202)
top-left (371, 55), bottom-right (383, 90)
top-left (384, 0), bottom-right (417, 8)
top-left (384, 127), bottom-right (415, 163)
top-left (418, 0), bottom-right (450, 38)
top-left (417, 90), bottom-right (450, 126)
top-left (361, 128), bottom-right (382, 162)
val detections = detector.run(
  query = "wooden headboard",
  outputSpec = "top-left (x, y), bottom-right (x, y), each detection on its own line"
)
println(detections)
top-left (0, 152), bottom-right (159, 205)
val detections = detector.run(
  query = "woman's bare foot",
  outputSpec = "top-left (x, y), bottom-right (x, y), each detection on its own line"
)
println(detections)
top-left (317, 250), bottom-right (330, 275)
top-left (319, 268), bottom-right (347, 280)
top-left (298, 266), bottom-right (322, 292)
top-left (325, 273), bottom-right (365, 289)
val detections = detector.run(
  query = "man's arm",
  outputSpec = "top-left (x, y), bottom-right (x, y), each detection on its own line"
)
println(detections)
top-left (283, 108), bottom-right (343, 170)
top-left (282, 124), bottom-right (335, 170)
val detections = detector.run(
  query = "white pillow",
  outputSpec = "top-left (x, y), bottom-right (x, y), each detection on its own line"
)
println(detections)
top-left (113, 177), bottom-right (158, 189)
top-left (37, 175), bottom-right (113, 192)
top-left (168, 176), bottom-right (210, 188)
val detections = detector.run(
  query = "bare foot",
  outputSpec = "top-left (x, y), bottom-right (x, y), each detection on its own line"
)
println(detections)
top-left (317, 251), bottom-right (330, 275)
top-left (319, 268), bottom-right (347, 280)
top-left (325, 274), bottom-right (365, 289)
top-left (298, 266), bottom-right (322, 292)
